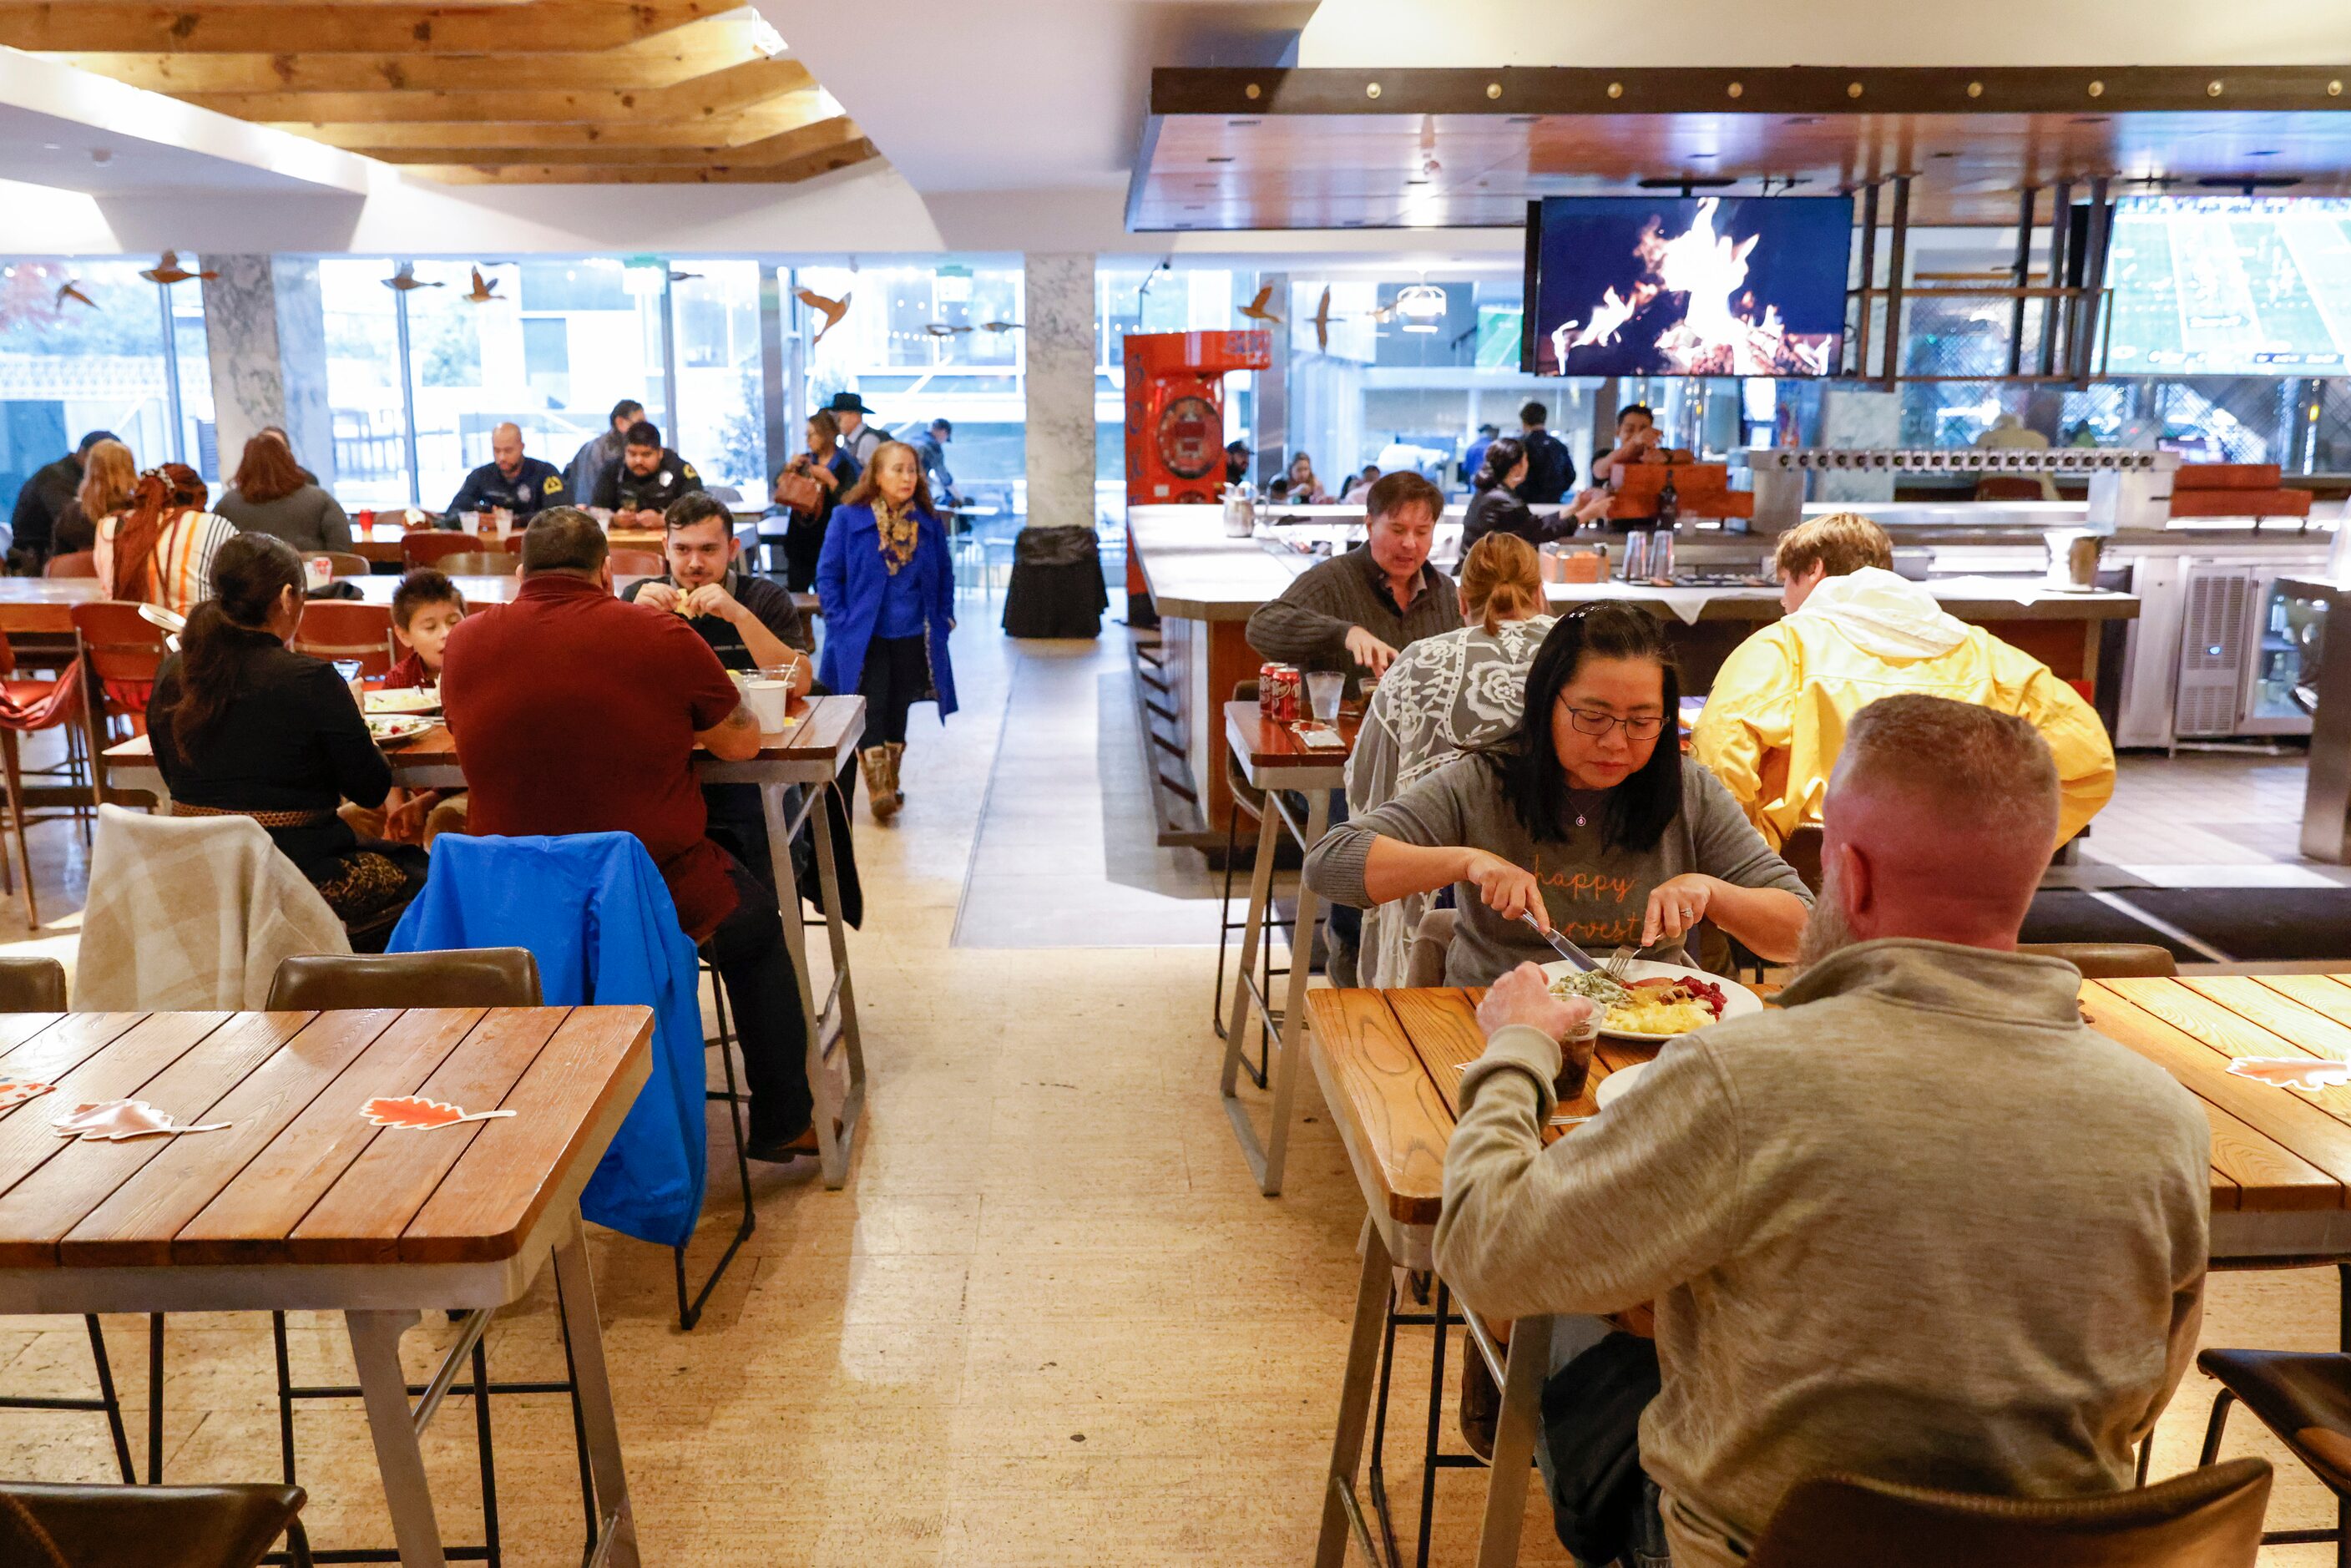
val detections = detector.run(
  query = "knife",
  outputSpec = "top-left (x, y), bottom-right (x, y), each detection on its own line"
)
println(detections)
top-left (1519, 911), bottom-right (1598, 972)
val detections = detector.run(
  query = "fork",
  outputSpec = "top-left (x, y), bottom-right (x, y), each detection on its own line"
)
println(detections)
top-left (1605, 941), bottom-right (1651, 983)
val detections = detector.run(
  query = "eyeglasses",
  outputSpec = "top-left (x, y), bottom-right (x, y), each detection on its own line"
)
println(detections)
top-left (1558, 704), bottom-right (1666, 741)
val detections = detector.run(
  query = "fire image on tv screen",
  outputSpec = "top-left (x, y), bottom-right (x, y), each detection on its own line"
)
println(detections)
top-left (1531, 195), bottom-right (1852, 377)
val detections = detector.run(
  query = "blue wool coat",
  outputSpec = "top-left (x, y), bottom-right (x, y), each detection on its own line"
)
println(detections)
top-left (388, 832), bottom-right (707, 1248)
top-left (815, 502), bottom-right (958, 720)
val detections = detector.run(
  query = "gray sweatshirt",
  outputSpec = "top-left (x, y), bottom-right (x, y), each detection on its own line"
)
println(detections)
top-left (1245, 544), bottom-right (1463, 690)
top-left (1305, 753), bottom-right (1809, 983)
top-left (1437, 939), bottom-right (2210, 1568)
top-left (215, 484), bottom-right (351, 554)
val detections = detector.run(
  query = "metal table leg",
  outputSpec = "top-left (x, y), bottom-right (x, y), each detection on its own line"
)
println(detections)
top-left (345, 1308), bottom-right (446, 1568)
top-left (1262, 787), bottom-right (1327, 1194)
top-left (553, 1206), bottom-right (639, 1568)
top-left (1317, 1218), bottom-right (1396, 1568)
top-left (1220, 786), bottom-right (1327, 1195)
top-left (1471, 1310), bottom-right (1551, 1568)
top-left (1221, 792), bottom-right (1281, 1049)
top-left (761, 778), bottom-right (863, 1190)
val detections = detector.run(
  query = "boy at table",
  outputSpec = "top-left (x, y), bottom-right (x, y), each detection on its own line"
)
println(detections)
top-left (1435, 696), bottom-right (2207, 1568)
top-left (369, 569), bottom-right (468, 843)
top-left (442, 508), bottom-right (819, 1160)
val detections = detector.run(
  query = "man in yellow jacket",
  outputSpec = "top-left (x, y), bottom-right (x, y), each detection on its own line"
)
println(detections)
top-left (1694, 513), bottom-right (2115, 849)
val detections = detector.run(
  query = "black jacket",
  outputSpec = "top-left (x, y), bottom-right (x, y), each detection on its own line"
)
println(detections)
top-left (1520, 428), bottom-right (1578, 505)
top-left (148, 629), bottom-right (392, 882)
top-left (1461, 487), bottom-right (1576, 554)
top-left (448, 456), bottom-right (569, 520)
top-left (8, 453), bottom-right (80, 558)
top-left (592, 449), bottom-right (704, 513)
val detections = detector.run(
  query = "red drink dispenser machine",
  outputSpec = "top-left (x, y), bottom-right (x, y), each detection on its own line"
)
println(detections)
top-left (1121, 331), bottom-right (1272, 604)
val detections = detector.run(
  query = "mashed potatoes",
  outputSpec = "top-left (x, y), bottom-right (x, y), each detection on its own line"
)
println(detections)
top-left (1549, 969), bottom-right (1728, 1036)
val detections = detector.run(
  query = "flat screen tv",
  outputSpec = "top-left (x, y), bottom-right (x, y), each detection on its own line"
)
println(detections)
top-left (1526, 195), bottom-right (1853, 377)
top-left (2104, 195), bottom-right (2351, 376)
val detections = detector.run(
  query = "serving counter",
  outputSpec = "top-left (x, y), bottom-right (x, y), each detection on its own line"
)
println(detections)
top-left (1130, 505), bottom-right (2143, 844)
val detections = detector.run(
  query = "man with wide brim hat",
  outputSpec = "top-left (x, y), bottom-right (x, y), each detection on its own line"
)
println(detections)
top-left (827, 392), bottom-right (882, 469)
top-left (1223, 438), bottom-right (1252, 488)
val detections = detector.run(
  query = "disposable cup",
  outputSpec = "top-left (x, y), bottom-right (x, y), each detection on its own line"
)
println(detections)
top-left (745, 677), bottom-right (791, 733)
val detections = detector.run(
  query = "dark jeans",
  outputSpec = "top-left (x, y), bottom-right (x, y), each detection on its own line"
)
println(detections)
top-left (857, 633), bottom-right (930, 747)
top-left (783, 518), bottom-right (826, 593)
top-left (706, 849), bottom-right (813, 1142)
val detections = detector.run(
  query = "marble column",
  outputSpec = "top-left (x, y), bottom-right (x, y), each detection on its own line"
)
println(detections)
top-left (200, 255), bottom-right (336, 491)
top-left (1022, 253), bottom-right (1096, 533)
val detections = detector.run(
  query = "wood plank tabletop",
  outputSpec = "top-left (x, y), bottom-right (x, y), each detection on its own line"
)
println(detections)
top-left (104, 692), bottom-right (867, 776)
top-left (0, 1007), bottom-right (650, 1271)
top-left (1221, 699), bottom-right (1360, 774)
top-left (1312, 973), bottom-right (2351, 1236)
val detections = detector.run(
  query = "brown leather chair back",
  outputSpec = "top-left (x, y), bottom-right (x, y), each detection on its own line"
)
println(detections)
top-left (1745, 1459), bottom-right (2271, 1568)
top-left (43, 550), bottom-right (97, 579)
top-left (0, 956), bottom-right (68, 1011)
top-left (0, 1479), bottom-right (311, 1568)
top-left (293, 601), bottom-right (397, 678)
top-left (265, 948), bottom-right (542, 1011)
top-left (402, 532), bottom-right (488, 569)
top-left (426, 552), bottom-right (516, 578)
top-left (1778, 823), bottom-right (1823, 895)
top-left (2020, 942), bottom-right (2178, 980)
top-left (303, 552), bottom-right (372, 580)
top-left (608, 549), bottom-right (666, 576)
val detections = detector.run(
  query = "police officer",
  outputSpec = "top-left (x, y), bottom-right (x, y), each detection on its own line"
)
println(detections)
top-left (447, 422), bottom-right (569, 524)
top-left (590, 418), bottom-right (705, 528)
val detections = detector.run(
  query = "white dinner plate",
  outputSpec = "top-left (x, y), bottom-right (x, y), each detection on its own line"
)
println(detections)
top-left (1540, 958), bottom-right (1762, 1042)
top-left (364, 714), bottom-right (432, 744)
top-left (1594, 1060), bottom-right (1649, 1109)
top-left (363, 689), bottom-right (439, 716)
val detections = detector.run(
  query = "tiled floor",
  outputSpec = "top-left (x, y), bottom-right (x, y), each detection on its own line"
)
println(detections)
top-left (2077, 751), bottom-right (2348, 888)
top-left (0, 599), bottom-right (2343, 1562)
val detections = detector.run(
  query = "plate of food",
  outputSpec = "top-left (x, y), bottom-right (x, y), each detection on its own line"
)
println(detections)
top-left (1593, 1060), bottom-right (1648, 1109)
top-left (1542, 959), bottom-right (1762, 1041)
top-left (364, 714), bottom-right (433, 744)
top-left (363, 688), bottom-right (439, 716)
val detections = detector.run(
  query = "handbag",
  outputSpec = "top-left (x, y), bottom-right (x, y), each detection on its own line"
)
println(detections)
top-left (1540, 1330), bottom-right (1662, 1564)
top-left (775, 468), bottom-right (824, 515)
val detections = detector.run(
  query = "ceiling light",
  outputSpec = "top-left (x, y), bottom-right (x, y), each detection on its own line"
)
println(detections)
top-left (1394, 282), bottom-right (1445, 332)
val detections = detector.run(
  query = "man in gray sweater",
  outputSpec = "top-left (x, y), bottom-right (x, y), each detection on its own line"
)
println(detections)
top-left (1245, 470), bottom-right (1460, 684)
top-left (1437, 695), bottom-right (2210, 1568)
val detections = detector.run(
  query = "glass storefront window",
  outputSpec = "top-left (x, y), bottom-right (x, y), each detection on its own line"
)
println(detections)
top-left (320, 258), bottom-right (412, 509)
top-left (670, 260), bottom-right (765, 493)
top-left (0, 258), bottom-right (202, 518)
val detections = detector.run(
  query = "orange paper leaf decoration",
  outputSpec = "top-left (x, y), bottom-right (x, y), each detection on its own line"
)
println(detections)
top-left (53, 1099), bottom-right (230, 1141)
top-left (362, 1095), bottom-right (516, 1130)
top-left (2228, 1057), bottom-right (2351, 1092)
top-left (0, 1081), bottom-right (54, 1112)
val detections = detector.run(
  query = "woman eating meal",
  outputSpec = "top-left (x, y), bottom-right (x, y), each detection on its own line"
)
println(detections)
top-left (1304, 603), bottom-right (1810, 987)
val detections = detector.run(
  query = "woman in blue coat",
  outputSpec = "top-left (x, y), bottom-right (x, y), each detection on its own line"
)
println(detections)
top-left (816, 440), bottom-right (958, 822)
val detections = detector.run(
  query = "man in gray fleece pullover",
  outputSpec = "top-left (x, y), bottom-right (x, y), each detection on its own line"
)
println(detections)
top-left (1436, 695), bottom-right (2209, 1568)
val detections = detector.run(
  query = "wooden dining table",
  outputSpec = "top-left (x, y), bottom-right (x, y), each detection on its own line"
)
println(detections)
top-left (0, 573), bottom-right (658, 639)
top-left (1307, 971), bottom-right (2351, 1568)
top-left (101, 692), bottom-right (872, 1190)
top-left (1219, 699), bottom-right (1358, 1198)
top-left (0, 1003), bottom-right (652, 1568)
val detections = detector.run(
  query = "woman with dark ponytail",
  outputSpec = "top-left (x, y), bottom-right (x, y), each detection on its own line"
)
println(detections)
top-left (148, 534), bottom-right (425, 938)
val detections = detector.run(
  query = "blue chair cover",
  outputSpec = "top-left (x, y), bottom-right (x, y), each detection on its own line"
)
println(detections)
top-left (389, 832), bottom-right (707, 1248)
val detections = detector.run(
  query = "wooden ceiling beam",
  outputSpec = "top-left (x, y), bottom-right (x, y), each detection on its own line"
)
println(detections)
top-left (356, 115), bottom-right (862, 167)
top-left (0, 2), bottom-right (733, 53)
top-left (403, 137), bottom-right (876, 184)
top-left (48, 11), bottom-right (768, 94)
top-left (179, 53), bottom-right (810, 124)
top-left (276, 89), bottom-right (835, 152)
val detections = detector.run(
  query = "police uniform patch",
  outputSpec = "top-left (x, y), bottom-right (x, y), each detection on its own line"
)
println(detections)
top-left (543, 473), bottom-right (563, 493)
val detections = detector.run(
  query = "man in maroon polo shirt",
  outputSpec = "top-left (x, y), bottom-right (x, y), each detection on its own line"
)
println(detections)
top-left (440, 508), bottom-right (817, 1159)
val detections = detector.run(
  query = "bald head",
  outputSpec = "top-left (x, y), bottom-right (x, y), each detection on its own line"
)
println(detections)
top-left (1801, 695), bottom-right (2060, 964)
top-left (492, 422), bottom-right (524, 476)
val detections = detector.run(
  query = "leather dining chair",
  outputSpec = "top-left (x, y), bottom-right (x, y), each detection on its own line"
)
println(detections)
top-left (301, 551), bottom-right (372, 581)
top-left (423, 552), bottom-right (517, 577)
top-left (264, 948), bottom-right (541, 1010)
top-left (256, 946), bottom-right (588, 1568)
top-left (2197, 1348), bottom-right (2351, 1556)
top-left (401, 532), bottom-right (487, 569)
top-left (0, 1479), bottom-right (312, 1568)
top-left (607, 548), bottom-right (666, 576)
top-left (291, 601), bottom-right (397, 680)
top-left (0, 955), bottom-right (67, 1010)
top-left (69, 601), bottom-right (169, 812)
top-left (1742, 1459), bottom-right (2272, 1568)
top-left (43, 551), bottom-right (97, 579)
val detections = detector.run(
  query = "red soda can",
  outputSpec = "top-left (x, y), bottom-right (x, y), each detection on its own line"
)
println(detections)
top-left (1259, 662), bottom-right (1280, 718)
top-left (1279, 665), bottom-right (1302, 721)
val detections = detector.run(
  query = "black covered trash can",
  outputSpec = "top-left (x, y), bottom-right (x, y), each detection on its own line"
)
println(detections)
top-left (1001, 524), bottom-right (1110, 639)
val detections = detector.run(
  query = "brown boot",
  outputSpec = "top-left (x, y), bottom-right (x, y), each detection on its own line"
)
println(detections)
top-left (859, 746), bottom-right (899, 822)
top-left (882, 741), bottom-right (908, 810)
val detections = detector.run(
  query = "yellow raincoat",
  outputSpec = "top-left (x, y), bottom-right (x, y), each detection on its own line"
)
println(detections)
top-left (1692, 568), bottom-right (2116, 848)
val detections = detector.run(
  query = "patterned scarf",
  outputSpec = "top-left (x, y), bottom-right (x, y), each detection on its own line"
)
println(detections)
top-left (876, 497), bottom-right (920, 575)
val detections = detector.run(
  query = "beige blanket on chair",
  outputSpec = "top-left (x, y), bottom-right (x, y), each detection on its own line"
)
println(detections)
top-left (77, 805), bottom-right (351, 1011)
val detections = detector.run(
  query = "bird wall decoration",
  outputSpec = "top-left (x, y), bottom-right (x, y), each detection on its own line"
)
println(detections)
top-left (384, 263), bottom-right (441, 292)
top-left (979, 320), bottom-right (1023, 333)
top-left (668, 270), bottom-right (702, 283)
top-left (924, 322), bottom-right (973, 337)
top-left (461, 266), bottom-right (501, 303)
top-left (796, 286), bottom-right (851, 345)
top-left (1238, 283), bottom-right (1282, 325)
top-left (140, 250), bottom-right (215, 286)
top-left (54, 280), bottom-right (96, 310)
top-left (1310, 286), bottom-right (1336, 352)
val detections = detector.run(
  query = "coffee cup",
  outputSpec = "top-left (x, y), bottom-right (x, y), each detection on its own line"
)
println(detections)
top-left (744, 676), bottom-right (791, 733)
top-left (303, 555), bottom-right (333, 590)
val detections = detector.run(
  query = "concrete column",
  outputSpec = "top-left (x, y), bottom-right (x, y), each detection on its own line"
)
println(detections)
top-left (1022, 252), bottom-right (1096, 532)
top-left (200, 255), bottom-right (336, 492)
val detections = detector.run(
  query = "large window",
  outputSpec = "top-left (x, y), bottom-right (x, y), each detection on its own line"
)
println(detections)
top-left (0, 258), bottom-right (209, 518)
top-left (670, 260), bottom-right (764, 493)
top-left (320, 259), bottom-right (411, 509)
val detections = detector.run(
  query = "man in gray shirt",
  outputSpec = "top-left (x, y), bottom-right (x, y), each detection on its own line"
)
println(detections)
top-left (1439, 695), bottom-right (2209, 1568)
top-left (1246, 470), bottom-right (1460, 684)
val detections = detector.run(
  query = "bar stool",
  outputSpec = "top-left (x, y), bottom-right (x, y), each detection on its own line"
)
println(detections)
top-left (1211, 680), bottom-right (1289, 1087)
